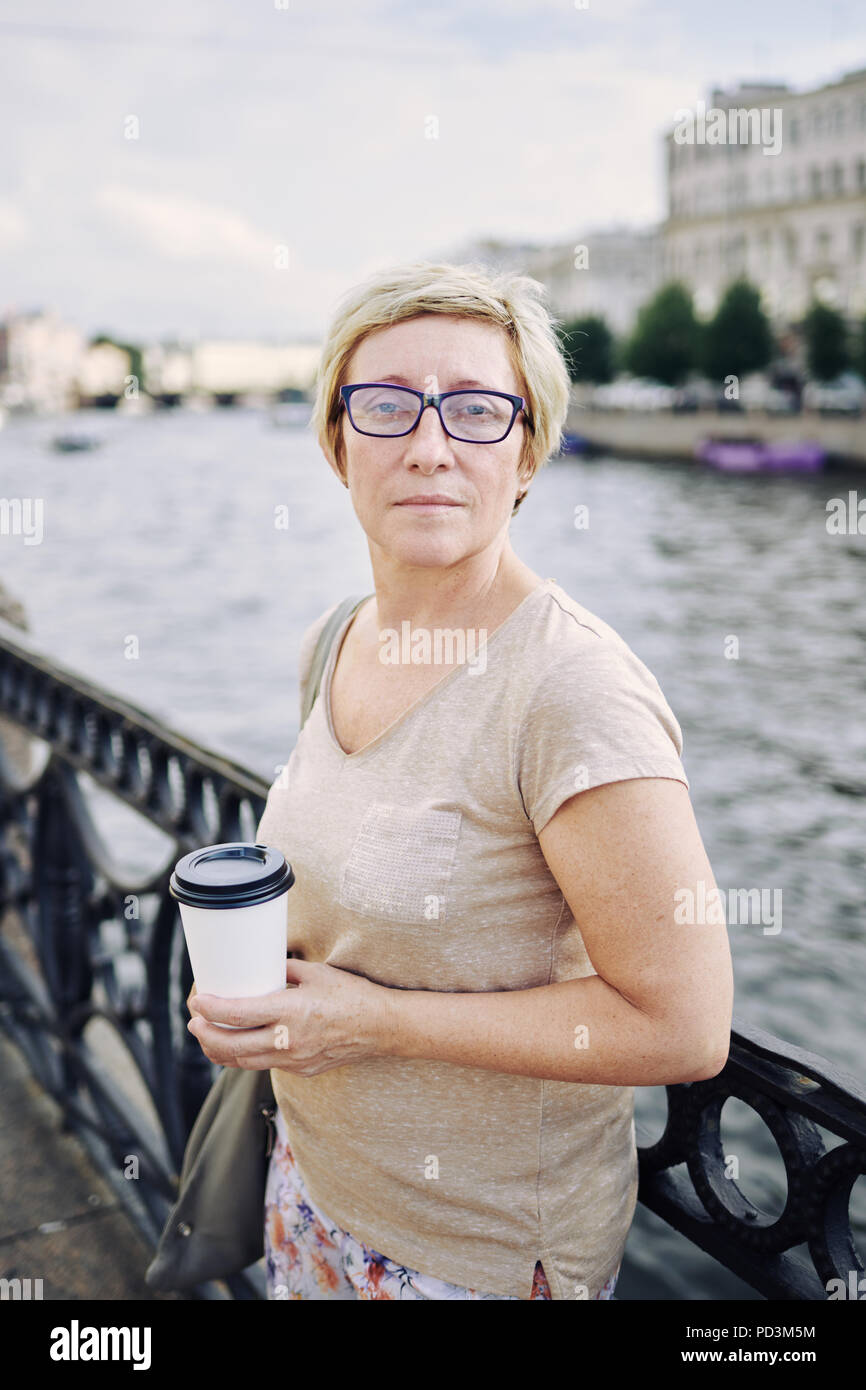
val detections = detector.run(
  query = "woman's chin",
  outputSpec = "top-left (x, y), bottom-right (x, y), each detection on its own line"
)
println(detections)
top-left (387, 544), bottom-right (468, 569)
top-left (370, 525), bottom-right (474, 568)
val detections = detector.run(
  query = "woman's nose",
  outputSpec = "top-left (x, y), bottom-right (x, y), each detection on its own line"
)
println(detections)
top-left (402, 404), bottom-right (455, 464)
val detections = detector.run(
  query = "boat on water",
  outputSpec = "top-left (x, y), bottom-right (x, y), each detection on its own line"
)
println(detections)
top-left (558, 431), bottom-right (594, 456)
top-left (695, 437), bottom-right (826, 474)
top-left (50, 433), bottom-right (103, 453)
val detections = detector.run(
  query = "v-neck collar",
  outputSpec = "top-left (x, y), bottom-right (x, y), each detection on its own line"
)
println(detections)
top-left (322, 578), bottom-right (554, 762)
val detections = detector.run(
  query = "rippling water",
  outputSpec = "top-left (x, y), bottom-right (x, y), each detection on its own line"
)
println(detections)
top-left (1, 405), bottom-right (863, 1299)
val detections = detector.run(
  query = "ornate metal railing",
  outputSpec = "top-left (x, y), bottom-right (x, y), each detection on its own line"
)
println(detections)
top-left (0, 615), bottom-right (270, 1298)
top-left (0, 612), bottom-right (863, 1301)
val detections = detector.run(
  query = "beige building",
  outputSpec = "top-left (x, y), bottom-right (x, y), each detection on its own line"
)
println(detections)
top-left (526, 231), bottom-right (663, 335)
top-left (77, 341), bottom-right (132, 401)
top-left (0, 310), bottom-right (85, 412)
top-left (190, 340), bottom-right (321, 396)
top-left (662, 67), bottom-right (866, 322)
top-left (142, 344), bottom-right (194, 397)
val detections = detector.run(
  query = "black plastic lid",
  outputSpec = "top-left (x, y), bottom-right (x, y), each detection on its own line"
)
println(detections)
top-left (169, 842), bottom-right (294, 910)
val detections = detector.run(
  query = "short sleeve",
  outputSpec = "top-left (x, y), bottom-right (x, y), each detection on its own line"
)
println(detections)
top-left (516, 634), bottom-right (689, 836)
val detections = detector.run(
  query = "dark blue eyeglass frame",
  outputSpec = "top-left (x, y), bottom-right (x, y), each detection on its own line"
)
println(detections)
top-left (339, 383), bottom-right (527, 443)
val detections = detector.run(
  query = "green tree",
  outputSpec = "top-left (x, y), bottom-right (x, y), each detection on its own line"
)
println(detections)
top-left (701, 279), bottom-right (775, 382)
top-left (854, 313), bottom-right (866, 382)
top-left (801, 301), bottom-right (851, 381)
top-left (623, 282), bottom-right (701, 386)
top-left (117, 341), bottom-right (144, 391)
top-left (557, 315), bottom-right (616, 384)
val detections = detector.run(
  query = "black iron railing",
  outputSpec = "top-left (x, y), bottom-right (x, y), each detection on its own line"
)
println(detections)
top-left (0, 614), bottom-right (863, 1301)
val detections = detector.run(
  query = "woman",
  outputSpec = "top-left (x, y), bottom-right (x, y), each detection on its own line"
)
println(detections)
top-left (187, 260), bottom-right (734, 1301)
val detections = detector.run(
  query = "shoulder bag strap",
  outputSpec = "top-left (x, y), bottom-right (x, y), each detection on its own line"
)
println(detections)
top-left (300, 593), bottom-right (372, 731)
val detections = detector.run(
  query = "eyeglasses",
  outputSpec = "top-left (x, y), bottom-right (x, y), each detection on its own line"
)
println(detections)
top-left (339, 383), bottom-right (527, 443)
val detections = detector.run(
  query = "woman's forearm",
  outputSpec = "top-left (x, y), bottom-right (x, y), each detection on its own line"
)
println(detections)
top-left (376, 973), bottom-right (723, 1085)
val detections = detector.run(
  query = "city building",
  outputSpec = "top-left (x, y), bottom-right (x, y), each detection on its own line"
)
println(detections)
top-left (142, 344), bottom-right (194, 401)
top-left (662, 67), bottom-right (866, 322)
top-left (0, 310), bottom-right (85, 413)
top-left (190, 341), bottom-right (321, 398)
top-left (77, 341), bottom-right (132, 405)
top-left (443, 232), bottom-right (663, 336)
top-left (524, 230), bottom-right (663, 335)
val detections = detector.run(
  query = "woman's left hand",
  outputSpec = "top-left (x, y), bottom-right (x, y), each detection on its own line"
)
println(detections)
top-left (186, 957), bottom-right (394, 1076)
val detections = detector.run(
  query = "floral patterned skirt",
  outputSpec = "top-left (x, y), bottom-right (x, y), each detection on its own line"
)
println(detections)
top-left (264, 1107), bottom-right (620, 1301)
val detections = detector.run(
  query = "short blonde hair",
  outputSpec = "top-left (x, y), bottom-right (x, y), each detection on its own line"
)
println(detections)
top-left (311, 260), bottom-right (572, 517)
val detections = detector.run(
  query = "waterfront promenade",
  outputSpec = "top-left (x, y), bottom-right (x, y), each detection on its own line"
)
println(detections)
top-left (0, 1018), bottom-right (185, 1302)
top-left (565, 407), bottom-right (866, 468)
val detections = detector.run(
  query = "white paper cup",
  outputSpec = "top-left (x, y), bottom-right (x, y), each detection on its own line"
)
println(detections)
top-left (170, 842), bottom-right (294, 1030)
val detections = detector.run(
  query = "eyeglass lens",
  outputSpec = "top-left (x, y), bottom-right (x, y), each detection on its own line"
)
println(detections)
top-left (348, 386), bottom-right (514, 440)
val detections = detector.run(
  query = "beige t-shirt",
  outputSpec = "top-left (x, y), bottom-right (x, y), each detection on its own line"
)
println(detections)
top-left (257, 576), bottom-right (689, 1300)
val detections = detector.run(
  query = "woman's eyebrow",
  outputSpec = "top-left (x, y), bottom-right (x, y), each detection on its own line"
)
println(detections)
top-left (369, 374), bottom-right (491, 390)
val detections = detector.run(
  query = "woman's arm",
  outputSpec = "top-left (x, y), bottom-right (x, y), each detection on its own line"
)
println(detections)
top-left (380, 777), bottom-right (733, 1085)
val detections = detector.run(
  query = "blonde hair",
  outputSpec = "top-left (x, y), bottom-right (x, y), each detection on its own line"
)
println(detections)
top-left (310, 260), bottom-right (572, 517)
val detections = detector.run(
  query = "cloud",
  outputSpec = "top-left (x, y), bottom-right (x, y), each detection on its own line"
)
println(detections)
top-left (94, 184), bottom-right (280, 266)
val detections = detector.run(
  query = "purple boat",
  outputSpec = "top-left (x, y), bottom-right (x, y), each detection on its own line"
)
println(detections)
top-left (695, 437), bottom-right (826, 473)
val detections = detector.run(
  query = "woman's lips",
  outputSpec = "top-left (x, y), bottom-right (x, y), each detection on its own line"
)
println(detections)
top-left (395, 497), bottom-right (463, 508)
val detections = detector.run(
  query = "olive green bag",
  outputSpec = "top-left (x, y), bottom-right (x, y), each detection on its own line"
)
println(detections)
top-left (145, 594), bottom-right (369, 1292)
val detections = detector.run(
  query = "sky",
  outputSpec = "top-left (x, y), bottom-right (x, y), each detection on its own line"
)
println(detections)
top-left (2, 0), bottom-right (864, 342)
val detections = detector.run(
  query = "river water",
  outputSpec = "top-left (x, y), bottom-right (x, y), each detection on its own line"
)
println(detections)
top-left (1, 404), bottom-right (864, 1299)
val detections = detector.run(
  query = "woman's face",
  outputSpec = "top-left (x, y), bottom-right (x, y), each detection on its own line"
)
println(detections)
top-left (334, 314), bottom-right (530, 570)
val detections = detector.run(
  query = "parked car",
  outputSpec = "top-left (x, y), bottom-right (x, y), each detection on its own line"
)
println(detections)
top-left (591, 377), bottom-right (677, 411)
top-left (737, 373), bottom-right (799, 415)
top-left (802, 372), bottom-right (866, 416)
top-left (672, 379), bottom-right (719, 412)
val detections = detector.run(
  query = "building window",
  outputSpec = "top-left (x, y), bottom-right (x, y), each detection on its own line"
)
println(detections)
top-left (809, 166), bottom-right (822, 198)
top-left (812, 108), bottom-right (824, 137)
top-left (831, 104), bottom-right (844, 134)
top-left (857, 159), bottom-right (866, 192)
top-left (785, 229), bottom-right (798, 266)
top-left (853, 225), bottom-right (865, 262)
top-left (789, 115), bottom-right (801, 144)
top-left (815, 228), bottom-right (831, 259)
top-left (729, 235), bottom-right (747, 271)
top-left (830, 163), bottom-right (844, 194)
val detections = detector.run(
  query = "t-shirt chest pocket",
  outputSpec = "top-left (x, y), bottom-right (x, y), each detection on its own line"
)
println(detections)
top-left (339, 803), bottom-right (463, 924)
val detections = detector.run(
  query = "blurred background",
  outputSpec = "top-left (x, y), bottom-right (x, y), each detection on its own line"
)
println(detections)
top-left (1, 0), bottom-right (864, 1303)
